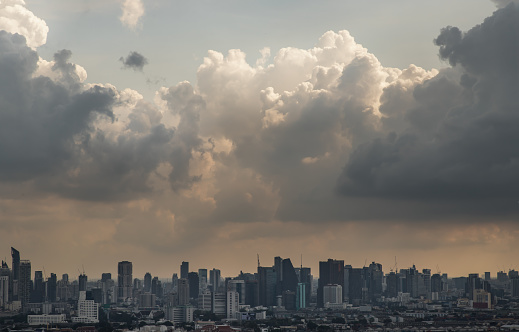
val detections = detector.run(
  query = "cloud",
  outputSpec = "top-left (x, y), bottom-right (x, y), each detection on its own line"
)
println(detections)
top-left (2, 2), bottom-right (519, 277)
top-left (336, 3), bottom-right (519, 220)
top-left (0, 0), bottom-right (48, 48)
top-left (119, 0), bottom-right (144, 29)
top-left (491, 0), bottom-right (519, 8)
top-left (120, 51), bottom-right (148, 71)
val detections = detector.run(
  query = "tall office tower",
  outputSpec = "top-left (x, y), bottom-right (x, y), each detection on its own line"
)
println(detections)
top-left (281, 259), bottom-right (298, 293)
top-left (11, 247), bottom-right (20, 301)
top-left (32, 271), bottom-right (44, 303)
top-left (343, 265), bottom-right (352, 301)
top-left (133, 278), bottom-right (142, 291)
top-left (19, 260), bottom-right (31, 306)
top-left (431, 274), bottom-right (443, 293)
top-left (511, 277), bottom-right (519, 298)
top-left (227, 279), bottom-right (246, 305)
top-left (466, 273), bottom-right (482, 300)
top-left (295, 267), bottom-right (312, 304)
top-left (210, 269), bottom-right (221, 292)
top-left (0, 262), bottom-right (9, 308)
top-left (57, 275), bottom-right (70, 302)
top-left (47, 273), bottom-right (57, 302)
top-left (296, 283), bottom-right (306, 310)
top-left (101, 273), bottom-right (111, 282)
top-left (117, 261), bottom-right (133, 302)
top-left (198, 269), bottom-right (208, 291)
top-left (144, 272), bottom-right (152, 293)
top-left (318, 259), bottom-right (344, 307)
top-left (386, 272), bottom-right (399, 298)
top-left (244, 280), bottom-right (259, 307)
top-left (62, 274), bottom-right (69, 283)
top-left (367, 262), bottom-right (384, 301)
top-left (172, 273), bottom-right (178, 291)
top-left (258, 266), bottom-right (276, 306)
top-left (177, 278), bottom-right (189, 305)
top-left (274, 257), bottom-right (283, 296)
top-left (151, 277), bottom-right (163, 297)
top-left (348, 268), bottom-right (363, 305)
top-left (226, 291), bottom-right (239, 319)
top-left (484, 272), bottom-right (491, 281)
top-left (180, 261), bottom-right (189, 279)
top-left (188, 272), bottom-right (199, 299)
top-left (0, 275), bottom-right (8, 308)
top-left (78, 274), bottom-right (87, 292)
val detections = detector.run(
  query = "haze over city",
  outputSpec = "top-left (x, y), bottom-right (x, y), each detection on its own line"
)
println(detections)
top-left (1, 0), bottom-right (519, 281)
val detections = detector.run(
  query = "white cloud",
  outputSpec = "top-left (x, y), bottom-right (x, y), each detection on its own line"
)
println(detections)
top-left (119, 0), bottom-right (144, 29)
top-left (0, 0), bottom-right (48, 48)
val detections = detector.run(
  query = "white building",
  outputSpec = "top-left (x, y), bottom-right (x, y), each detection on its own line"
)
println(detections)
top-left (323, 284), bottom-right (342, 305)
top-left (227, 291), bottom-right (239, 319)
top-left (165, 306), bottom-right (195, 323)
top-left (198, 290), bottom-right (212, 311)
top-left (72, 291), bottom-right (99, 323)
top-left (28, 314), bottom-right (67, 325)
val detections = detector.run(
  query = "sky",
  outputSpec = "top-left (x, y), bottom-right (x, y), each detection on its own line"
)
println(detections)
top-left (1, 0), bottom-right (519, 280)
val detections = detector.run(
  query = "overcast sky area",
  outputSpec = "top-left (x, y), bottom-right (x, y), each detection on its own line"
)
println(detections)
top-left (1, 0), bottom-right (519, 280)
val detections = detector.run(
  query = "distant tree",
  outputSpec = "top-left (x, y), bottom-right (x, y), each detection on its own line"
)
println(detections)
top-left (331, 317), bottom-right (345, 324)
top-left (307, 320), bottom-right (318, 330)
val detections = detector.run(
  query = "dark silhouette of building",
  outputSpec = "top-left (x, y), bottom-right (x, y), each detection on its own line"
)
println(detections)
top-left (188, 272), bottom-right (199, 299)
top-left (181, 261), bottom-right (189, 279)
top-left (32, 271), bottom-right (44, 303)
top-left (47, 273), bottom-right (57, 302)
top-left (348, 268), bottom-right (363, 305)
top-left (144, 272), bottom-right (152, 293)
top-left (258, 266), bottom-right (276, 307)
top-left (210, 268), bottom-right (221, 292)
top-left (19, 260), bottom-right (31, 306)
top-left (117, 261), bottom-right (133, 302)
top-left (79, 273), bottom-right (87, 292)
top-left (318, 259), bottom-right (344, 307)
top-left (11, 247), bottom-right (20, 301)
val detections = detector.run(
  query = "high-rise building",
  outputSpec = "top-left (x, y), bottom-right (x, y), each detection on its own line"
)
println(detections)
top-left (144, 272), bottom-right (152, 293)
top-left (323, 284), bottom-right (342, 305)
top-left (172, 273), bottom-right (178, 291)
top-left (19, 260), bottom-right (31, 306)
top-left (181, 261), bottom-right (189, 279)
top-left (72, 291), bottom-right (99, 323)
top-left (296, 283), bottom-right (306, 310)
top-left (318, 259), bottom-right (344, 307)
top-left (117, 261), bottom-right (133, 302)
top-left (226, 291), bottom-right (239, 319)
top-left (47, 273), bottom-right (57, 302)
top-left (484, 272), bottom-right (491, 281)
top-left (188, 272), bottom-right (199, 299)
top-left (79, 274), bottom-right (87, 292)
top-left (177, 278), bottom-right (189, 305)
top-left (11, 247), bottom-right (20, 301)
top-left (101, 273), bottom-right (111, 282)
top-left (210, 268), bottom-right (221, 292)
top-left (198, 269), bottom-right (208, 291)
top-left (258, 266), bottom-right (276, 307)
top-left (32, 271), bottom-right (44, 303)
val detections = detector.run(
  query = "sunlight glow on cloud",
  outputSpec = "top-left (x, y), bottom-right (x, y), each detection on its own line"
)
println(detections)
top-left (0, 0), bottom-right (48, 48)
top-left (119, 0), bottom-right (144, 29)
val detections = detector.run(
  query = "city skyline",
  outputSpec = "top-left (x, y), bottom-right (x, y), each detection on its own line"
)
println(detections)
top-left (1, 0), bottom-right (519, 280)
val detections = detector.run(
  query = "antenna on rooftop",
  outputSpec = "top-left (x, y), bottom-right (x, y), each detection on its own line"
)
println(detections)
top-left (301, 254), bottom-right (303, 269)
top-left (257, 254), bottom-right (260, 268)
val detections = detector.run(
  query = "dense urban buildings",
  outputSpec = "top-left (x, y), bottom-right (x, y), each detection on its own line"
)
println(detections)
top-left (1, 247), bottom-right (519, 331)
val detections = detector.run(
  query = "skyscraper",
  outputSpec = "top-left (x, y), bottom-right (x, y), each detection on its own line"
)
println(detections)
top-left (32, 271), bottom-right (44, 303)
top-left (181, 261), bottom-right (189, 279)
top-left (188, 272), bottom-right (199, 299)
top-left (177, 278), bottom-right (189, 305)
top-left (47, 273), bottom-right (57, 302)
top-left (19, 260), bottom-right (31, 306)
top-left (118, 261), bottom-right (133, 302)
top-left (210, 268), bottom-right (221, 292)
top-left (11, 247), bottom-right (20, 301)
top-left (144, 272), bottom-right (152, 293)
top-left (318, 259), bottom-right (344, 307)
top-left (79, 274), bottom-right (87, 292)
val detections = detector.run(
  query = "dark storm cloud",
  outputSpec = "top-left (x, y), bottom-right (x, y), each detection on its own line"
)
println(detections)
top-left (337, 4), bottom-right (519, 218)
top-left (0, 32), bottom-right (115, 181)
top-left (0, 32), bottom-right (198, 201)
top-left (119, 51), bottom-right (148, 71)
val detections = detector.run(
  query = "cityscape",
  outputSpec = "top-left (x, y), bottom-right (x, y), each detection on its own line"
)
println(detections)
top-left (2, 0), bottom-right (519, 331)
top-left (1, 247), bottom-right (519, 331)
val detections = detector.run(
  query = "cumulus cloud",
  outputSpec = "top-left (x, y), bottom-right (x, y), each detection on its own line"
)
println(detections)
top-left (337, 3), bottom-right (519, 220)
top-left (2, 1), bottom-right (519, 276)
top-left (120, 51), bottom-right (148, 71)
top-left (0, 0), bottom-right (48, 48)
top-left (119, 0), bottom-right (144, 29)
top-left (491, 0), bottom-right (519, 8)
